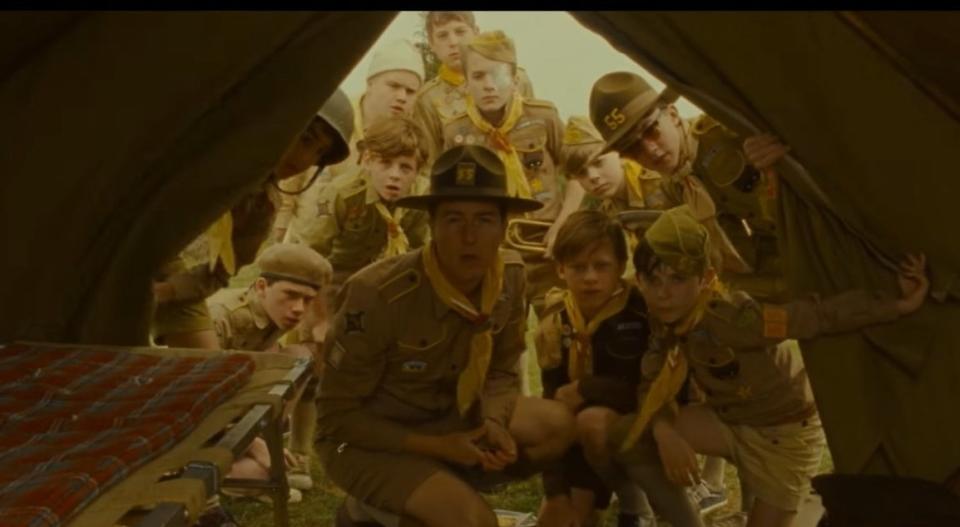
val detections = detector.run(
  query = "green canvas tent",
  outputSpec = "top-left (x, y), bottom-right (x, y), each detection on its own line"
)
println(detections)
top-left (1, 10), bottom-right (957, 484)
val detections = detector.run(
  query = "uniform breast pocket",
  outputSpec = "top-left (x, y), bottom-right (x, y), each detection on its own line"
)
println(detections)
top-left (394, 325), bottom-right (448, 377)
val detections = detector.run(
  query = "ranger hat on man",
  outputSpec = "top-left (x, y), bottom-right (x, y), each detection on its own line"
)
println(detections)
top-left (396, 145), bottom-right (543, 213)
top-left (257, 243), bottom-right (332, 290)
top-left (316, 88), bottom-right (355, 166)
top-left (589, 71), bottom-right (679, 155)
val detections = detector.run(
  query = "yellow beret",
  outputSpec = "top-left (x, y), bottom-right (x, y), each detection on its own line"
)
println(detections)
top-left (467, 30), bottom-right (517, 65)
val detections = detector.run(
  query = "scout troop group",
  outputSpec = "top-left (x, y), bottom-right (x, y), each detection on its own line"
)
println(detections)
top-left (149, 11), bottom-right (932, 527)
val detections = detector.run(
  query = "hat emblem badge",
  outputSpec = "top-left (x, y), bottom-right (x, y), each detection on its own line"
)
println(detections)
top-left (604, 107), bottom-right (626, 131)
top-left (456, 162), bottom-right (477, 186)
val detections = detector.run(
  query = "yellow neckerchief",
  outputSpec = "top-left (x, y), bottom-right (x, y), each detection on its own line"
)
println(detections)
top-left (464, 93), bottom-right (531, 199)
top-left (374, 201), bottom-right (409, 258)
top-left (563, 284), bottom-right (631, 381)
top-left (438, 63), bottom-right (465, 87)
top-left (620, 276), bottom-right (725, 452)
top-left (422, 243), bottom-right (505, 415)
top-left (206, 212), bottom-right (237, 275)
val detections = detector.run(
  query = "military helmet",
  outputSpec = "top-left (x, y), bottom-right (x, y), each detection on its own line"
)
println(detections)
top-left (257, 243), bottom-right (332, 290)
top-left (396, 145), bottom-right (542, 213)
top-left (589, 71), bottom-right (678, 155)
top-left (316, 87), bottom-right (354, 166)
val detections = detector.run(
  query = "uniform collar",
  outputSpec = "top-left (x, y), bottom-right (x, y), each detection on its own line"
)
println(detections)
top-left (420, 248), bottom-right (488, 321)
top-left (362, 169), bottom-right (381, 206)
top-left (244, 288), bottom-right (275, 331)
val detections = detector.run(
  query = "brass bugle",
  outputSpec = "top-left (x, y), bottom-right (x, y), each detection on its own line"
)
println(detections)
top-left (505, 218), bottom-right (553, 255)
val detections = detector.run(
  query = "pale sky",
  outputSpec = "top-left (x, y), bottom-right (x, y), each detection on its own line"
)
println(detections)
top-left (340, 11), bottom-right (702, 123)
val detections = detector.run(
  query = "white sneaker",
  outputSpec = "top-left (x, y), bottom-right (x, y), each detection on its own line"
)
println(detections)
top-left (687, 481), bottom-right (729, 515)
top-left (287, 472), bottom-right (314, 491)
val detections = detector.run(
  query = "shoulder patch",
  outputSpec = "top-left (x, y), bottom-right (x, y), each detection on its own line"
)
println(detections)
top-left (378, 268), bottom-right (421, 303)
top-left (761, 304), bottom-right (788, 339)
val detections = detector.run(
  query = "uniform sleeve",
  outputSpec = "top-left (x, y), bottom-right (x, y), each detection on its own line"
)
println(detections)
top-left (230, 191), bottom-right (275, 269)
top-left (316, 277), bottom-right (412, 452)
top-left (711, 289), bottom-right (903, 348)
top-left (413, 94), bottom-right (443, 164)
top-left (289, 187), bottom-right (341, 257)
top-left (207, 304), bottom-right (232, 349)
top-left (165, 258), bottom-right (229, 302)
top-left (482, 266), bottom-right (528, 427)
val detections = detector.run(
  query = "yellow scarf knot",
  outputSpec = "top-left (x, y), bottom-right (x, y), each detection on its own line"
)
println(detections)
top-left (563, 285), bottom-right (631, 382)
top-left (620, 277), bottom-right (725, 452)
top-left (438, 63), bottom-right (465, 87)
top-left (422, 244), bottom-right (505, 415)
top-left (465, 93), bottom-right (531, 199)
top-left (374, 201), bottom-right (409, 259)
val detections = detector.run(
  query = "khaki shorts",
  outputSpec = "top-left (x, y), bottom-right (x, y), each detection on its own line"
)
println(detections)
top-left (719, 415), bottom-right (826, 511)
top-left (152, 298), bottom-right (213, 341)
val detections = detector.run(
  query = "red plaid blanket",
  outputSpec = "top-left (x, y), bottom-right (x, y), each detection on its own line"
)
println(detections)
top-left (0, 343), bottom-right (255, 527)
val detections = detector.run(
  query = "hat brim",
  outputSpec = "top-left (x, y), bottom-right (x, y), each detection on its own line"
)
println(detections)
top-left (396, 191), bottom-right (543, 213)
top-left (601, 88), bottom-right (680, 156)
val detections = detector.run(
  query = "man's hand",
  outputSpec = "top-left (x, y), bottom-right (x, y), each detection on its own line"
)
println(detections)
top-left (555, 381), bottom-right (585, 413)
top-left (652, 419), bottom-right (700, 486)
top-left (478, 419), bottom-right (518, 472)
top-left (430, 427), bottom-right (488, 467)
top-left (895, 253), bottom-right (929, 315)
top-left (152, 281), bottom-right (175, 304)
top-left (538, 495), bottom-right (582, 527)
top-left (743, 134), bottom-right (790, 171)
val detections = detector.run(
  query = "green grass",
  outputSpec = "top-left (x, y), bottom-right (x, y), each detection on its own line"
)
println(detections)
top-left (221, 292), bottom-right (833, 526)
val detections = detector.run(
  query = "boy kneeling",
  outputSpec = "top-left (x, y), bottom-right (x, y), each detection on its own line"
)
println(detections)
top-left (536, 210), bottom-right (703, 527)
top-left (612, 206), bottom-right (928, 527)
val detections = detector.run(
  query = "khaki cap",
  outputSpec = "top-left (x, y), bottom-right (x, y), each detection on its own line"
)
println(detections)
top-left (642, 205), bottom-right (711, 276)
top-left (589, 71), bottom-right (678, 155)
top-left (257, 243), bottom-right (332, 290)
top-left (560, 116), bottom-right (605, 177)
top-left (465, 30), bottom-right (517, 65)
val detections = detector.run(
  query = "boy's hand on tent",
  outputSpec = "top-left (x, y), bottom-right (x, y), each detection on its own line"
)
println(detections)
top-left (743, 134), bottom-right (790, 171)
top-left (895, 253), bottom-right (929, 315)
top-left (555, 381), bottom-right (585, 413)
top-left (652, 419), bottom-right (700, 486)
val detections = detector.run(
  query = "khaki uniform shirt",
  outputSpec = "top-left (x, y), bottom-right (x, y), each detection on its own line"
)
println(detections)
top-left (440, 97), bottom-right (565, 221)
top-left (644, 288), bottom-right (901, 427)
top-left (317, 248), bottom-right (528, 453)
top-left (287, 166), bottom-right (430, 282)
top-left (162, 186), bottom-right (278, 302)
top-left (597, 160), bottom-right (671, 217)
top-left (415, 68), bottom-right (535, 162)
top-left (207, 287), bottom-right (286, 351)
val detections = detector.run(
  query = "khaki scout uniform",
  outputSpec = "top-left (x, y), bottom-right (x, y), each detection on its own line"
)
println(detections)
top-left (614, 206), bottom-right (907, 512)
top-left (662, 114), bottom-right (786, 301)
top-left (415, 67), bottom-right (535, 162)
top-left (596, 160), bottom-right (671, 218)
top-left (288, 167), bottom-right (430, 292)
top-left (207, 287), bottom-right (286, 351)
top-left (315, 248), bottom-right (528, 512)
top-left (152, 186), bottom-right (278, 340)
